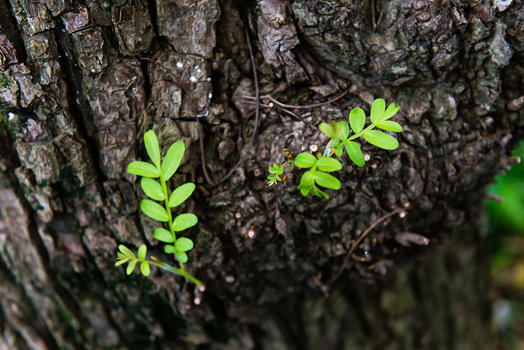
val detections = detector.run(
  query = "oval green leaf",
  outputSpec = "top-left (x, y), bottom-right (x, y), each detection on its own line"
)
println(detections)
top-left (175, 251), bottom-right (188, 264)
top-left (140, 261), bottom-right (150, 276)
top-left (375, 120), bottom-right (403, 132)
top-left (300, 170), bottom-right (315, 187)
top-left (140, 199), bottom-right (169, 222)
top-left (126, 260), bottom-right (137, 275)
top-left (140, 178), bottom-right (164, 201)
top-left (161, 141), bottom-right (185, 181)
top-left (144, 130), bottom-right (161, 168)
top-left (294, 152), bottom-right (317, 168)
top-left (316, 157), bottom-right (342, 172)
top-left (173, 213), bottom-right (198, 231)
top-left (137, 244), bottom-right (147, 260)
top-left (314, 171), bottom-right (341, 190)
top-left (319, 122), bottom-right (336, 139)
top-left (349, 107), bottom-right (366, 134)
top-left (362, 130), bottom-right (399, 150)
top-left (175, 237), bottom-right (194, 252)
top-left (127, 161), bottom-right (160, 178)
top-left (164, 245), bottom-right (176, 254)
top-left (168, 183), bottom-right (196, 208)
top-left (344, 141), bottom-right (365, 167)
top-left (338, 121), bottom-right (350, 140)
top-left (370, 98), bottom-right (386, 124)
top-left (154, 227), bottom-right (173, 243)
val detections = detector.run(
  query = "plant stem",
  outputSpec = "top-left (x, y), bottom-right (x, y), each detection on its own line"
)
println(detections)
top-left (159, 174), bottom-right (185, 270)
top-left (148, 259), bottom-right (203, 286)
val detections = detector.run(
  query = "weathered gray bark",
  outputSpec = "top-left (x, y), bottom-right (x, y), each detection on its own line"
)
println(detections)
top-left (0, 0), bottom-right (522, 349)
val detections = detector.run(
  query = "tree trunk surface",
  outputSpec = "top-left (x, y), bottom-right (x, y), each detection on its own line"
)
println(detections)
top-left (0, 0), bottom-right (522, 349)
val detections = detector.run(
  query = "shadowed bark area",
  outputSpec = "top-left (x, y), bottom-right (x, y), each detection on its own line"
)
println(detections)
top-left (0, 0), bottom-right (522, 349)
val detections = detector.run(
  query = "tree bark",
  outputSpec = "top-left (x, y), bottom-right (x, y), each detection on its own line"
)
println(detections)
top-left (0, 0), bottom-right (522, 349)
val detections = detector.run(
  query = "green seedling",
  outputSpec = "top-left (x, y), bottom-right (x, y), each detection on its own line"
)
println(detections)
top-left (268, 98), bottom-right (403, 198)
top-left (116, 130), bottom-right (203, 287)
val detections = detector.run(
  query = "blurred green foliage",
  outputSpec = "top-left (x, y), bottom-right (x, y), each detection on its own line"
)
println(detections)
top-left (487, 141), bottom-right (524, 235)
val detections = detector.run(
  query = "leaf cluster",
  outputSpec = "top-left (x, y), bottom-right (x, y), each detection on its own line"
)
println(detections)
top-left (319, 98), bottom-right (401, 167)
top-left (116, 244), bottom-right (152, 276)
top-left (266, 98), bottom-right (403, 198)
top-left (117, 130), bottom-right (198, 278)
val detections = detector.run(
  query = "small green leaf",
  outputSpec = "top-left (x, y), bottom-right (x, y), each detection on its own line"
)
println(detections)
top-left (383, 103), bottom-right (400, 120)
top-left (115, 259), bottom-right (128, 266)
top-left (144, 130), bottom-right (161, 168)
top-left (140, 199), bottom-right (169, 222)
top-left (362, 130), bottom-right (399, 150)
top-left (311, 185), bottom-right (329, 199)
top-left (168, 183), bottom-right (196, 208)
top-left (140, 261), bottom-right (150, 276)
top-left (137, 244), bottom-right (147, 260)
top-left (140, 178), bottom-right (164, 201)
top-left (335, 144), bottom-right (344, 157)
top-left (370, 98), bottom-right (386, 124)
top-left (269, 163), bottom-right (284, 175)
top-left (117, 252), bottom-right (127, 260)
top-left (126, 260), bottom-right (137, 275)
top-left (338, 121), bottom-right (350, 140)
top-left (375, 120), bottom-right (403, 132)
top-left (349, 107), bottom-right (366, 134)
top-left (118, 245), bottom-right (136, 259)
top-left (175, 251), bottom-right (188, 263)
top-left (316, 157), bottom-right (342, 172)
top-left (320, 121), bottom-right (348, 140)
top-left (154, 227), bottom-right (173, 243)
top-left (127, 161), bottom-right (160, 178)
top-left (175, 237), bottom-right (194, 252)
top-left (161, 141), bottom-right (185, 181)
top-left (173, 213), bottom-right (198, 231)
top-left (345, 141), bottom-right (365, 167)
top-left (314, 171), bottom-right (341, 190)
top-left (164, 245), bottom-right (176, 254)
top-left (319, 122), bottom-right (336, 139)
top-left (300, 170), bottom-right (315, 187)
top-left (298, 185), bottom-right (310, 196)
top-left (294, 153), bottom-right (317, 168)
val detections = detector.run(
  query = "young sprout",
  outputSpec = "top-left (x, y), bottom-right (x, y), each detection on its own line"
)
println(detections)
top-left (116, 130), bottom-right (203, 287)
top-left (267, 98), bottom-right (403, 198)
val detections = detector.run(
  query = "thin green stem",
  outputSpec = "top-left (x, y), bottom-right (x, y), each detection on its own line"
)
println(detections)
top-left (159, 174), bottom-right (185, 270)
top-left (147, 259), bottom-right (203, 286)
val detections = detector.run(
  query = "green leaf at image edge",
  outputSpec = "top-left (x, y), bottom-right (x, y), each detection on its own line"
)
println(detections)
top-left (141, 199), bottom-right (169, 222)
top-left (144, 130), bottom-right (161, 168)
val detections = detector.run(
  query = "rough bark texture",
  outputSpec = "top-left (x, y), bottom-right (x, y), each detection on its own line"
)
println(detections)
top-left (0, 0), bottom-right (522, 349)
